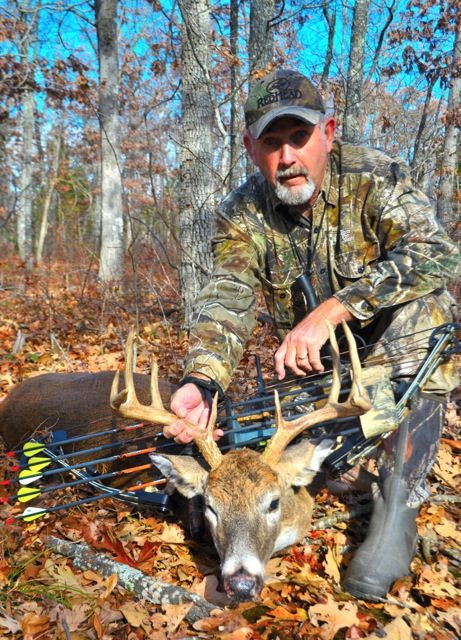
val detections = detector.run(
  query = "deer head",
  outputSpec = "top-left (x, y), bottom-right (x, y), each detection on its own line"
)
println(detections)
top-left (111, 322), bottom-right (372, 602)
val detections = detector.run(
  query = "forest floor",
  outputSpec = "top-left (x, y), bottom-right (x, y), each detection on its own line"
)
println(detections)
top-left (0, 256), bottom-right (460, 640)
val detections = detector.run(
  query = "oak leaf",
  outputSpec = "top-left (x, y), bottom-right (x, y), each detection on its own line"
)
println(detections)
top-left (308, 594), bottom-right (359, 640)
top-left (19, 613), bottom-right (50, 638)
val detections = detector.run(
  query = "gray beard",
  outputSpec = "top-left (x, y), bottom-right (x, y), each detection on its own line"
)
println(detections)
top-left (274, 167), bottom-right (316, 207)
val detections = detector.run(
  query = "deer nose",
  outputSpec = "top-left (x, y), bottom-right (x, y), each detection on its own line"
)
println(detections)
top-left (224, 570), bottom-right (263, 602)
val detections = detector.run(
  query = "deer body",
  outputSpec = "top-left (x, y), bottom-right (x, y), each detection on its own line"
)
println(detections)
top-left (0, 371), bottom-right (175, 488)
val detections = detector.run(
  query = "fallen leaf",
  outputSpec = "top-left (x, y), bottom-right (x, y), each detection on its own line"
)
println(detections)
top-left (436, 607), bottom-right (461, 635)
top-left (58, 603), bottom-right (90, 633)
top-left (44, 559), bottom-right (84, 591)
top-left (364, 617), bottom-right (412, 639)
top-left (119, 602), bottom-right (150, 630)
top-left (0, 613), bottom-right (21, 633)
top-left (193, 609), bottom-right (253, 636)
top-left (162, 602), bottom-right (195, 632)
top-left (441, 437), bottom-right (461, 451)
top-left (267, 605), bottom-right (308, 621)
top-left (417, 566), bottom-right (461, 599)
top-left (433, 518), bottom-right (461, 541)
top-left (190, 574), bottom-right (232, 607)
top-left (19, 613), bottom-right (50, 637)
top-left (323, 546), bottom-right (341, 583)
top-left (97, 572), bottom-right (118, 603)
top-left (159, 522), bottom-right (187, 544)
top-left (309, 594), bottom-right (359, 640)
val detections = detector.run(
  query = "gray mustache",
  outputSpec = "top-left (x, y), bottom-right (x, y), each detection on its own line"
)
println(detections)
top-left (276, 166), bottom-right (309, 179)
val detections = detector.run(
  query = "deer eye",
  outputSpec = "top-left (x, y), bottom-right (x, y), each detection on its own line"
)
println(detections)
top-left (268, 498), bottom-right (280, 512)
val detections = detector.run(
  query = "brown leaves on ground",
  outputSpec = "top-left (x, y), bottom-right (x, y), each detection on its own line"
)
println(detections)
top-left (1, 259), bottom-right (461, 639)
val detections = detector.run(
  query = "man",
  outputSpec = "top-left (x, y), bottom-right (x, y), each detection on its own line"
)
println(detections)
top-left (167, 69), bottom-right (460, 600)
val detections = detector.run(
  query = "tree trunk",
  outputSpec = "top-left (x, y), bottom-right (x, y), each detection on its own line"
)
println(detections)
top-left (96, 0), bottom-right (124, 282)
top-left (178, 0), bottom-right (214, 327)
top-left (246, 0), bottom-right (275, 177)
top-left (18, 87), bottom-right (35, 267)
top-left (321, 1), bottom-right (336, 92)
top-left (36, 126), bottom-right (62, 263)
top-left (410, 75), bottom-right (437, 189)
top-left (248, 0), bottom-right (275, 82)
top-left (91, 161), bottom-right (102, 251)
top-left (418, 154), bottom-right (437, 207)
top-left (17, 0), bottom-right (38, 268)
top-left (228, 0), bottom-right (242, 190)
top-left (343, 0), bottom-right (370, 143)
top-left (437, 19), bottom-right (461, 229)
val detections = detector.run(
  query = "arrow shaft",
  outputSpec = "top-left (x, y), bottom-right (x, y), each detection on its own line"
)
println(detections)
top-left (6, 462), bottom-right (167, 503)
top-left (5, 476), bottom-right (169, 523)
top-left (14, 431), bottom-right (158, 470)
top-left (7, 422), bottom-right (162, 457)
top-left (8, 443), bottom-right (173, 486)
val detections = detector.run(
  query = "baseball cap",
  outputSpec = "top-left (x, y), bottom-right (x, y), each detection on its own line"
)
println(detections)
top-left (245, 70), bottom-right (326, 139)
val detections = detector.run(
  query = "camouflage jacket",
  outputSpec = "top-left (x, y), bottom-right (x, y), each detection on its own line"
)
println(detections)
top-left (184, 139), bottom-right (460, 391)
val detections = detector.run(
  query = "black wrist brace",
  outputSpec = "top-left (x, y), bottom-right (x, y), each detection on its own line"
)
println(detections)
top-left (178, 376), bottom-right (225, 406)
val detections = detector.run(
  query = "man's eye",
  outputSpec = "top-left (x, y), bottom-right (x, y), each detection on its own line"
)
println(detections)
top-left (263, 137), bottom-right (279, 147)
top-left (293, 130), bottom-right (310, 144)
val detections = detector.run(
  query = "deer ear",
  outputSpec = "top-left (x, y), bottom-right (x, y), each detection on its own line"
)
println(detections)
top-left (275, 439), bottom-right (335, 487)
top-left (149, 453), bottom-right (209, 498)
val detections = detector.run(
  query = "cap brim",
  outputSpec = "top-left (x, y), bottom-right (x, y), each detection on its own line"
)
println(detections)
top-left (248, 106), bottom-right (322, 139)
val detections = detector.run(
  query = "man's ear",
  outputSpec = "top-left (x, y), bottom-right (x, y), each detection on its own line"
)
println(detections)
top-left (324, 117), bottom-right (336, 152)
top-left (243, 132), bottom-right (257, 165)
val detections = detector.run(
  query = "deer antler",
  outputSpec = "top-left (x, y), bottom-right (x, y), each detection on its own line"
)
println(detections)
top-left (261, 320), bottom-right (372, 467)
top-left (110, 328), bottom-right (224, 470)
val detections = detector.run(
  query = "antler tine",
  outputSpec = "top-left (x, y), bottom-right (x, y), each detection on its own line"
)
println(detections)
top-left (342, 320), bottom-right (371, 412)
top-left (261, 320), bottom-right (372, 467)
top-left (193, 393), bottom-right (224, 470)
top-left (327, 319), bottom-right (341, 403)
top-left (110, 329), bottom-right (224, 470)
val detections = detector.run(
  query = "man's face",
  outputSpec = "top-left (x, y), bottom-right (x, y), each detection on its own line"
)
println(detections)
top-left (244, 117), bottom-right (336, 209)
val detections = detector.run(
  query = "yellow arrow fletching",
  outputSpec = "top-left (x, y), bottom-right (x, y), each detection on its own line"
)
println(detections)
top-left (17, 487), bottom-right (41, 503)
top-left (19, 469), bottom-right (42, 485)
top-left (22, 442), bottom-right (45, 457)
top-left (27, 456), bottom-right (51, 466)
top-left (27, 460), bottom-right (51, 473)
top-left (22, 507), bottom-right (46, 521)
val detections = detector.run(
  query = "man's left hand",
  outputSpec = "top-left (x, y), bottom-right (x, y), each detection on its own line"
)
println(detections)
top-left (274, 297), bottom-right (354, 379)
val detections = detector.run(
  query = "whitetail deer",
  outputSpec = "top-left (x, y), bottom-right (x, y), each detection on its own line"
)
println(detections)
top-left (111, 321), bottom-right (372, 602)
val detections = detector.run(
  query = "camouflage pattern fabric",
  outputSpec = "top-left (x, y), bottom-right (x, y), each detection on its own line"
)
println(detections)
top-left (184, 140), bottom-right (460, 395)
top-left (359, 365), bottom-right (399, 438)
top-left (376, 394), bottom-right (447, 507)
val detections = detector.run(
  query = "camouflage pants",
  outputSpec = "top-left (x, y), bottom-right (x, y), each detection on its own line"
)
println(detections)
top-left (359, 289), bottom-right (458, 394)
top-left (358, 290), bottom-right (458, 507)
top-left (376, 393), bottom-right (446, 507)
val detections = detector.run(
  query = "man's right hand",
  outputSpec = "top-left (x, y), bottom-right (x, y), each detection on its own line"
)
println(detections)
top-left (167, 383), bottom-right (224, 444)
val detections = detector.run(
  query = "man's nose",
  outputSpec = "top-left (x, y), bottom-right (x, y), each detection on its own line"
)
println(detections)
top-left (280, 143), bottom-right (296, 166)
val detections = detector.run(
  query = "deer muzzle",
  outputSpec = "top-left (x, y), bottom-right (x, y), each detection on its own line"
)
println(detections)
top-left (223, 569), bottom-right (264, 602)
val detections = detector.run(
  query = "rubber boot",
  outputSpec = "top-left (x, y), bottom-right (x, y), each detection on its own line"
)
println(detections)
top-left (342, 476), bottom-right (418, 600)
top-left (343, 394), bottom-right (446, 601)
